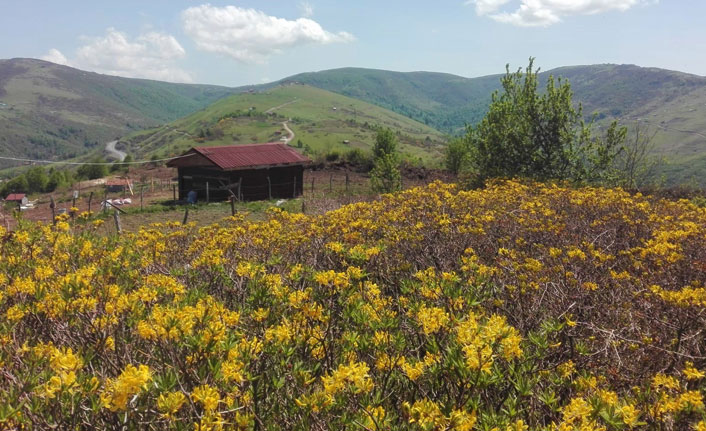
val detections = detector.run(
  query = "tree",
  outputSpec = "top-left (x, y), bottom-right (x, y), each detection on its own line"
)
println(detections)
top-left (77, 158), bottom-right (109, 180)
top-left (444, 138), bottom-right (470, 175)
top-left (25, 166), bottom-right (48, 193)
top-left (370, 128), bottom-right (402, 193)
top-left (613, 122), bottom-right (664, 189)
top-left (463, 58), bottom-right (626, 186)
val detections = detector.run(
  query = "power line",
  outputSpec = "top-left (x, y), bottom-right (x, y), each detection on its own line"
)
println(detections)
top-left (0, 153), bottom-right (194, 166)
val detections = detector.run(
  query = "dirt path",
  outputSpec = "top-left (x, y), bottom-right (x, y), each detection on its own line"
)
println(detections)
top-left (105, 140), bottom-right (126, 161)
top-left (265, 99), bottom-right (298, 114)
top-left (282, 121), bottom-right (295, 145)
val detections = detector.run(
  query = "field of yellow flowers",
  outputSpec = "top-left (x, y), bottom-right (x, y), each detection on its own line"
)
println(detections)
top-left (1, 180), bottom-right (706, 430)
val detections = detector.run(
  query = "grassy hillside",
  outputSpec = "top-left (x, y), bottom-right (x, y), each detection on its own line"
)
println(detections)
top-left (283, 65), bottom-right (706, 185)
top-left (126, 84), bottom-right (447, 165)
top-left (0, 58), bottom-right (235, 168)
top-left (282, 67), bottom-right (502, 133)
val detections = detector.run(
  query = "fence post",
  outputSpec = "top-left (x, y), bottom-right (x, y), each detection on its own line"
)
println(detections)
top-left (172, 184), bottom-right (176, 203)
top-left (345, 173), bottom-right (349, 193)
top-left (230, 197), bottom-right (236, 216)
top-left (206, 182), bottom-right (210, 203)
top-left (182, 208), bottom-right (189, 225)
top-left (140, 186), bottom-right (144, 211)
top-left (88, 192), bottom-right (93, 215)
top-left (311, 177), bottom-right (314, 194)
top-left (113, 209), bottom-right (122, 234)
top-left (267, 176), bottom-right (272, 200)
top-left (103, 190), bottom-right (108, 214)
top-left (49, 196), bottom-right (56, 224)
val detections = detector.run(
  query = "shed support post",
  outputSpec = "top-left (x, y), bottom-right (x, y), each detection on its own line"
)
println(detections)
top-left (113, 210), bottom-right (122, 234)
top-left (206, 182), bottom-right (210, 203)
top-left (267, 176), bottom-right (272, 200)
top-left (238, 178), bottom-right (242, 202)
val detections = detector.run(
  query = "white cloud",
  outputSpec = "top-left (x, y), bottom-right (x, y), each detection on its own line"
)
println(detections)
top-left (181, 4), bottom-right (354, 63)
top-left (299, 1), bottom-right (314, 18)
top-left (466, 0), bottom-right (652, 26)
top-left (41, 48), bottom-right (69, 66)
top-left (42, 29), bottom-right (192, 83)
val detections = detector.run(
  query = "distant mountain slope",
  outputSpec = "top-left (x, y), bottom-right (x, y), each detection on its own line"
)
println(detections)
top-left (0, 58), bottom-right (235, 167)
top-left (126, 84), bottom-right (447, 164)
top-left (281, 67), bottom-right (502, 132)
top-left (281, 65), bottom-right (706, 185)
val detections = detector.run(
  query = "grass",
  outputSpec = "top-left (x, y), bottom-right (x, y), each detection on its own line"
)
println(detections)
top-left (125, 85), bottom-right (448, 166)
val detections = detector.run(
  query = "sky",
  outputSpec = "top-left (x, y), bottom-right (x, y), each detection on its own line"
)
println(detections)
top-left (0, 0), bottom-right (704, 87)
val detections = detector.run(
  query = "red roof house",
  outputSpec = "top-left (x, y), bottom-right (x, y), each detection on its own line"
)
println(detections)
top-left (167, 143), bottom-right (310, 201)
top-left (5, 193), bottom-right (28, 204)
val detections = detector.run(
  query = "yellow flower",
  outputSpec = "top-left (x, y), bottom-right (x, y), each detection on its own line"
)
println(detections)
top-left (192, 385), bottom-right (220, 412)
top-left (100, 364), bottom-right (152, 411)
top-left (157, 391), bottom-right (186, 418)
top-left (620, 404), bottom-right (640, 428)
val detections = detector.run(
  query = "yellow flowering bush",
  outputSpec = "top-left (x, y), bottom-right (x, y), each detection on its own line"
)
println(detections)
top-left (1, 180), bottom-right (706, 429)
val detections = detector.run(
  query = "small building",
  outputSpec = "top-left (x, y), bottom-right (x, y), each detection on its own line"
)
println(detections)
top-left (4, 193), bottom-right (28, 206)
top-left (106, 178), bottom-right (133, 194)
top-left (167, 143), bottom-right (311, 202)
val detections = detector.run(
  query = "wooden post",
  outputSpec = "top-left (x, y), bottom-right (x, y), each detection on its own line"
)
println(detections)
top-left (172, 184), bottom-right (176, 203)
top-left (345, 173), bottom-right (349, 193)
top-left (49, 196), bottom-right (56, 224)
top-left (206, 182), bottom-right (210, 203)
top-left (72, 194), bottom-right (76, 209)
top-left (151, 177), bottom-right (154, 193)
top-left (113, 209), bottom-right (122, 234)
top-left (103, 190), bottom-right (108, 214)
top-left (230, 197), bottom-right (236, 216)
top-left (237, 178), bottom-right (242, 202)
top-left (302, 200), bottom-right (306, 214)
top-left (293, 177), bottom-right (297, 198)
top-left (329, 174), bottom-right (333, 193)
top-left (267, 176), bottom-right (272, 200)
top-left (140, 186), bottom-right (144, 211)
top-left (310, 177), bottom-right (314, 194)
top-left (182, 208), bottom-right (189, 225)
top-left (88, 192), bottom-right (93, 215)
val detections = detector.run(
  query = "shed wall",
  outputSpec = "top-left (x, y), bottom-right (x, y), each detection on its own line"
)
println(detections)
top-left (177, 165), bottom-right (304, 202)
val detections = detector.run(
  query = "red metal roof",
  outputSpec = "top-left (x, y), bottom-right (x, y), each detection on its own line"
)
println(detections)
top-left (188, 143), bottom-right (310, 171)
top-left (5, 193), bottom-right (26, 201)
top-left (106, 178), bottom-right (132, 187)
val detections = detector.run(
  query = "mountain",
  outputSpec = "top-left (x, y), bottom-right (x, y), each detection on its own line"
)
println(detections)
top-left (0, 58), bottom-right (235, 168)
top-left (125, 84), bottom-right (446, 164)
top-left (281, 67), bottom-right (502, 132)
top-left (280, 65), bottom-right (706, 185)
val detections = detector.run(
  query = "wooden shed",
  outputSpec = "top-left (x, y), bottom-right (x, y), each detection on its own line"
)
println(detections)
top-left (166, 143), bottom-right (311, 202)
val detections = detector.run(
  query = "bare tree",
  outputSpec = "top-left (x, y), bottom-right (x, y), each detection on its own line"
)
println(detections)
top-left (615, 122), bottom-right (664, 190)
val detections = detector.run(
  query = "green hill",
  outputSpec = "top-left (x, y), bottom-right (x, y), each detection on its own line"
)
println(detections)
top-left (281, 65), bottom-right (706, 185)
top-left (281, 67), bottom-right (502, 132)
top-left (0, 58), bottom-right (235, 168)
top-left (125, 84), bottom-right (447, 164)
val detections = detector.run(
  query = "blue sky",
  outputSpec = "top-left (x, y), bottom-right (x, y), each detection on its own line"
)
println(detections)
top-left (0, 1), bottom-right (703, 86)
